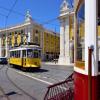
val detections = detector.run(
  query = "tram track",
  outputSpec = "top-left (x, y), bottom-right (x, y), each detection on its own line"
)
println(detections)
top-left (0, 85), bottom-right (10, 100)
top-left (0, 65), bottom-right (5, 70)
top-left (11, 65), bottom-right (73, 84)
top-left (5, 65), bottom-right (37, 100)
top-left (43, 65), bottom-right (73, 71)
top-left (0, 64), bottom-right (73, 100)
top-left (0, 65), bottom-right (10, 100)
top-left (0, 64), bottom-right (37, 100)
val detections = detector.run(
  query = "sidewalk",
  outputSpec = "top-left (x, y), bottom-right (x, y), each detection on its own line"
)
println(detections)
top-left (42, 61), bottom-right (74, 66)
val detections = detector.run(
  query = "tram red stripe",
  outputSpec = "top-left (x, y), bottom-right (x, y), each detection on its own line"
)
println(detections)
top-left (74, 72), bottom-right (98, 100)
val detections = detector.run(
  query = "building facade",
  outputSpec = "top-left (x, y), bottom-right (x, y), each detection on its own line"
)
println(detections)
top-left (43, 29), bottom-right (60, 61)
top-left (0, 11), bottom-right (60, 61)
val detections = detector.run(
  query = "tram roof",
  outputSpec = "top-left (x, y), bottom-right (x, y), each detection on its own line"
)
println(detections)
top-left (75, 0), bottom-right (100, 18)
top-left (9, 45), bottom-right (41, 51)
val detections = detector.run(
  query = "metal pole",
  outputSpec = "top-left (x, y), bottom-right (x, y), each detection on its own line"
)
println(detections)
top-left (54, 27), bottom-right (56, 64)
top-left (88, 47), bottom-right (93, 100)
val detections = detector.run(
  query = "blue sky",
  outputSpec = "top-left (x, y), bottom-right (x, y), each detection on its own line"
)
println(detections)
top-left (0, 0), bottom-right (73, 32)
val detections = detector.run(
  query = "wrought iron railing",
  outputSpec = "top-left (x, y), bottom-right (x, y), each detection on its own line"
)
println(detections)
top-left (44, 73), bottom-right (74, 100)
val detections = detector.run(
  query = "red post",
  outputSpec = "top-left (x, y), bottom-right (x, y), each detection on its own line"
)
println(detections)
top-left (88, 47), bottom-right (93, 100)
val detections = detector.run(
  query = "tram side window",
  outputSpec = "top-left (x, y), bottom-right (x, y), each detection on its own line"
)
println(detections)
top-left (10, 51), bottom-right (12, 57)
top-left (12, 51), bottom-right (14, 57)
top-left (22, 50), bottom-right (26, 57)
top-left (18, 51), bottom-right (20, 58)
top-left (10, 51), bottom-right (14, 57)
top-left (16, 51), bottom-right (18, 58)
top-left (27, 49), bottom-right (33, 58)
top-left (76, 3), bottom-right (85, 61)
top-left (16, 50), bottom-right (19, 58)
top-left (14, 51), bottom-right (16, 58)
top-left (38, 50), bottom-right (41, 58)
top-left (16, 51), bottom-right (20, 58)
top-left (13, 51), bottom-right (15, 57)
top-left (34, 50), bottom-right (38, 58)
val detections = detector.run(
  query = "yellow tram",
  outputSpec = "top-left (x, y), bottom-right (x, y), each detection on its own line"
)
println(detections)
top-left (9, 45), bottom-right (41, 69)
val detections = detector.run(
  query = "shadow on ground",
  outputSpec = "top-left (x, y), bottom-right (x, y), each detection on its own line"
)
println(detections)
top-left (11, 65), bottom-right (49, 73)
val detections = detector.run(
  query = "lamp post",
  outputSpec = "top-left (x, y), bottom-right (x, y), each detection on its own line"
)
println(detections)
top-left (54, 28), bottom-right (56, 64)
top-left (7, 34), bottom-right (11, 67)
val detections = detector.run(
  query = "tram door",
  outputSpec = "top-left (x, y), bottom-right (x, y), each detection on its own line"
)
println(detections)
top-left (22, 50), bottom-right (26, 67)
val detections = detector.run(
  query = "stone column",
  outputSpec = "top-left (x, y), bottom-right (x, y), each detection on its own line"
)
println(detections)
top-left (64, 17), bottom-right (70, 64)
top-left (58, 19), bottom-right (66, 64)
top-left (5, 36), bottom-right (8, 57)
top-left (58, 14), bottom-right (71, 65)
top-left (58, 0), bottom-right (74, 65)
top-left (60, 20), bottom-right (65, 56)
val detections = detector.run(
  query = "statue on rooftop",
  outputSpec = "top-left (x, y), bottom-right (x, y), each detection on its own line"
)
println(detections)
top-left (25, 10), bottom-right (32, 22)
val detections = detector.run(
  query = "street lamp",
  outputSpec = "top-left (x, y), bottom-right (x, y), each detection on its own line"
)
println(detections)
top-left (54, 31), bottom-right (57, 64)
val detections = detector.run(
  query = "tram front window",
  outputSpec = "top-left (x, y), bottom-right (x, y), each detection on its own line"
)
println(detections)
top-left (34, 51), bottom-right (38, 58)
top-left (27, 49), bottom-right (34, 58)
top-left (34, 50), bottom-right (41, 58)
top-left (27, 49), bottom-right (40, 58)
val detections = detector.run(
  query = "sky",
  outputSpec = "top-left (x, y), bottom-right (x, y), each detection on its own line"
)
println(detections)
top-left (77, 3), bottom-right (84, 22)
top-left (0, 0), bottom-right (73, 33)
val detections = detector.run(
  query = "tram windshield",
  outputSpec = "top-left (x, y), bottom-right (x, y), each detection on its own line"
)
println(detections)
top-left (27, 49), bottom-right (34, 58)
top-left (34, 49), bottom-right (41, 58)
top-left (76, 2), bottom-right (85, 61)
top-left (27, 49), bottom-right (41, 58)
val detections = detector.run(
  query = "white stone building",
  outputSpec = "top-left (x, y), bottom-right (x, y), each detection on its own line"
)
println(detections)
top-left (58, 0), bottom-right (74, 65)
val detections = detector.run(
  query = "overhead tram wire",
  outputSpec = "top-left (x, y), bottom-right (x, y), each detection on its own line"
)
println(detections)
top-left (0, 5), bottom-right (58, 25)
top-left (4, 0), bottom-right (18, 67)
top-left (40, 17), bottom-right (60, 30)
top-left (5, 0), bottom-right (18, 35)
top-left (0, 6), bottom-right (25, 17)
top-left (0, 5), bottom-right (60, 34)
top-left (41, 17), bottom-right (59, 25)
top-left (0, 5), bottom-right (60, 27)
top-left (0, 13), bottom-right (7, 17)
top-left (5, 0), bottom-right (19, 28)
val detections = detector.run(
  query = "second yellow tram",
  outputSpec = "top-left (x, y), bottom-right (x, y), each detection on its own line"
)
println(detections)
top-left (9, 45), bottom-right (41, 69)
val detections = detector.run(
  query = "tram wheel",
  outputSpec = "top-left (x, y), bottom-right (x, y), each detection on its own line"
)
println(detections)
top-left (9, 64), bottom-right (13, 68)
top-left (21, 67), bottom-right (26, 71)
